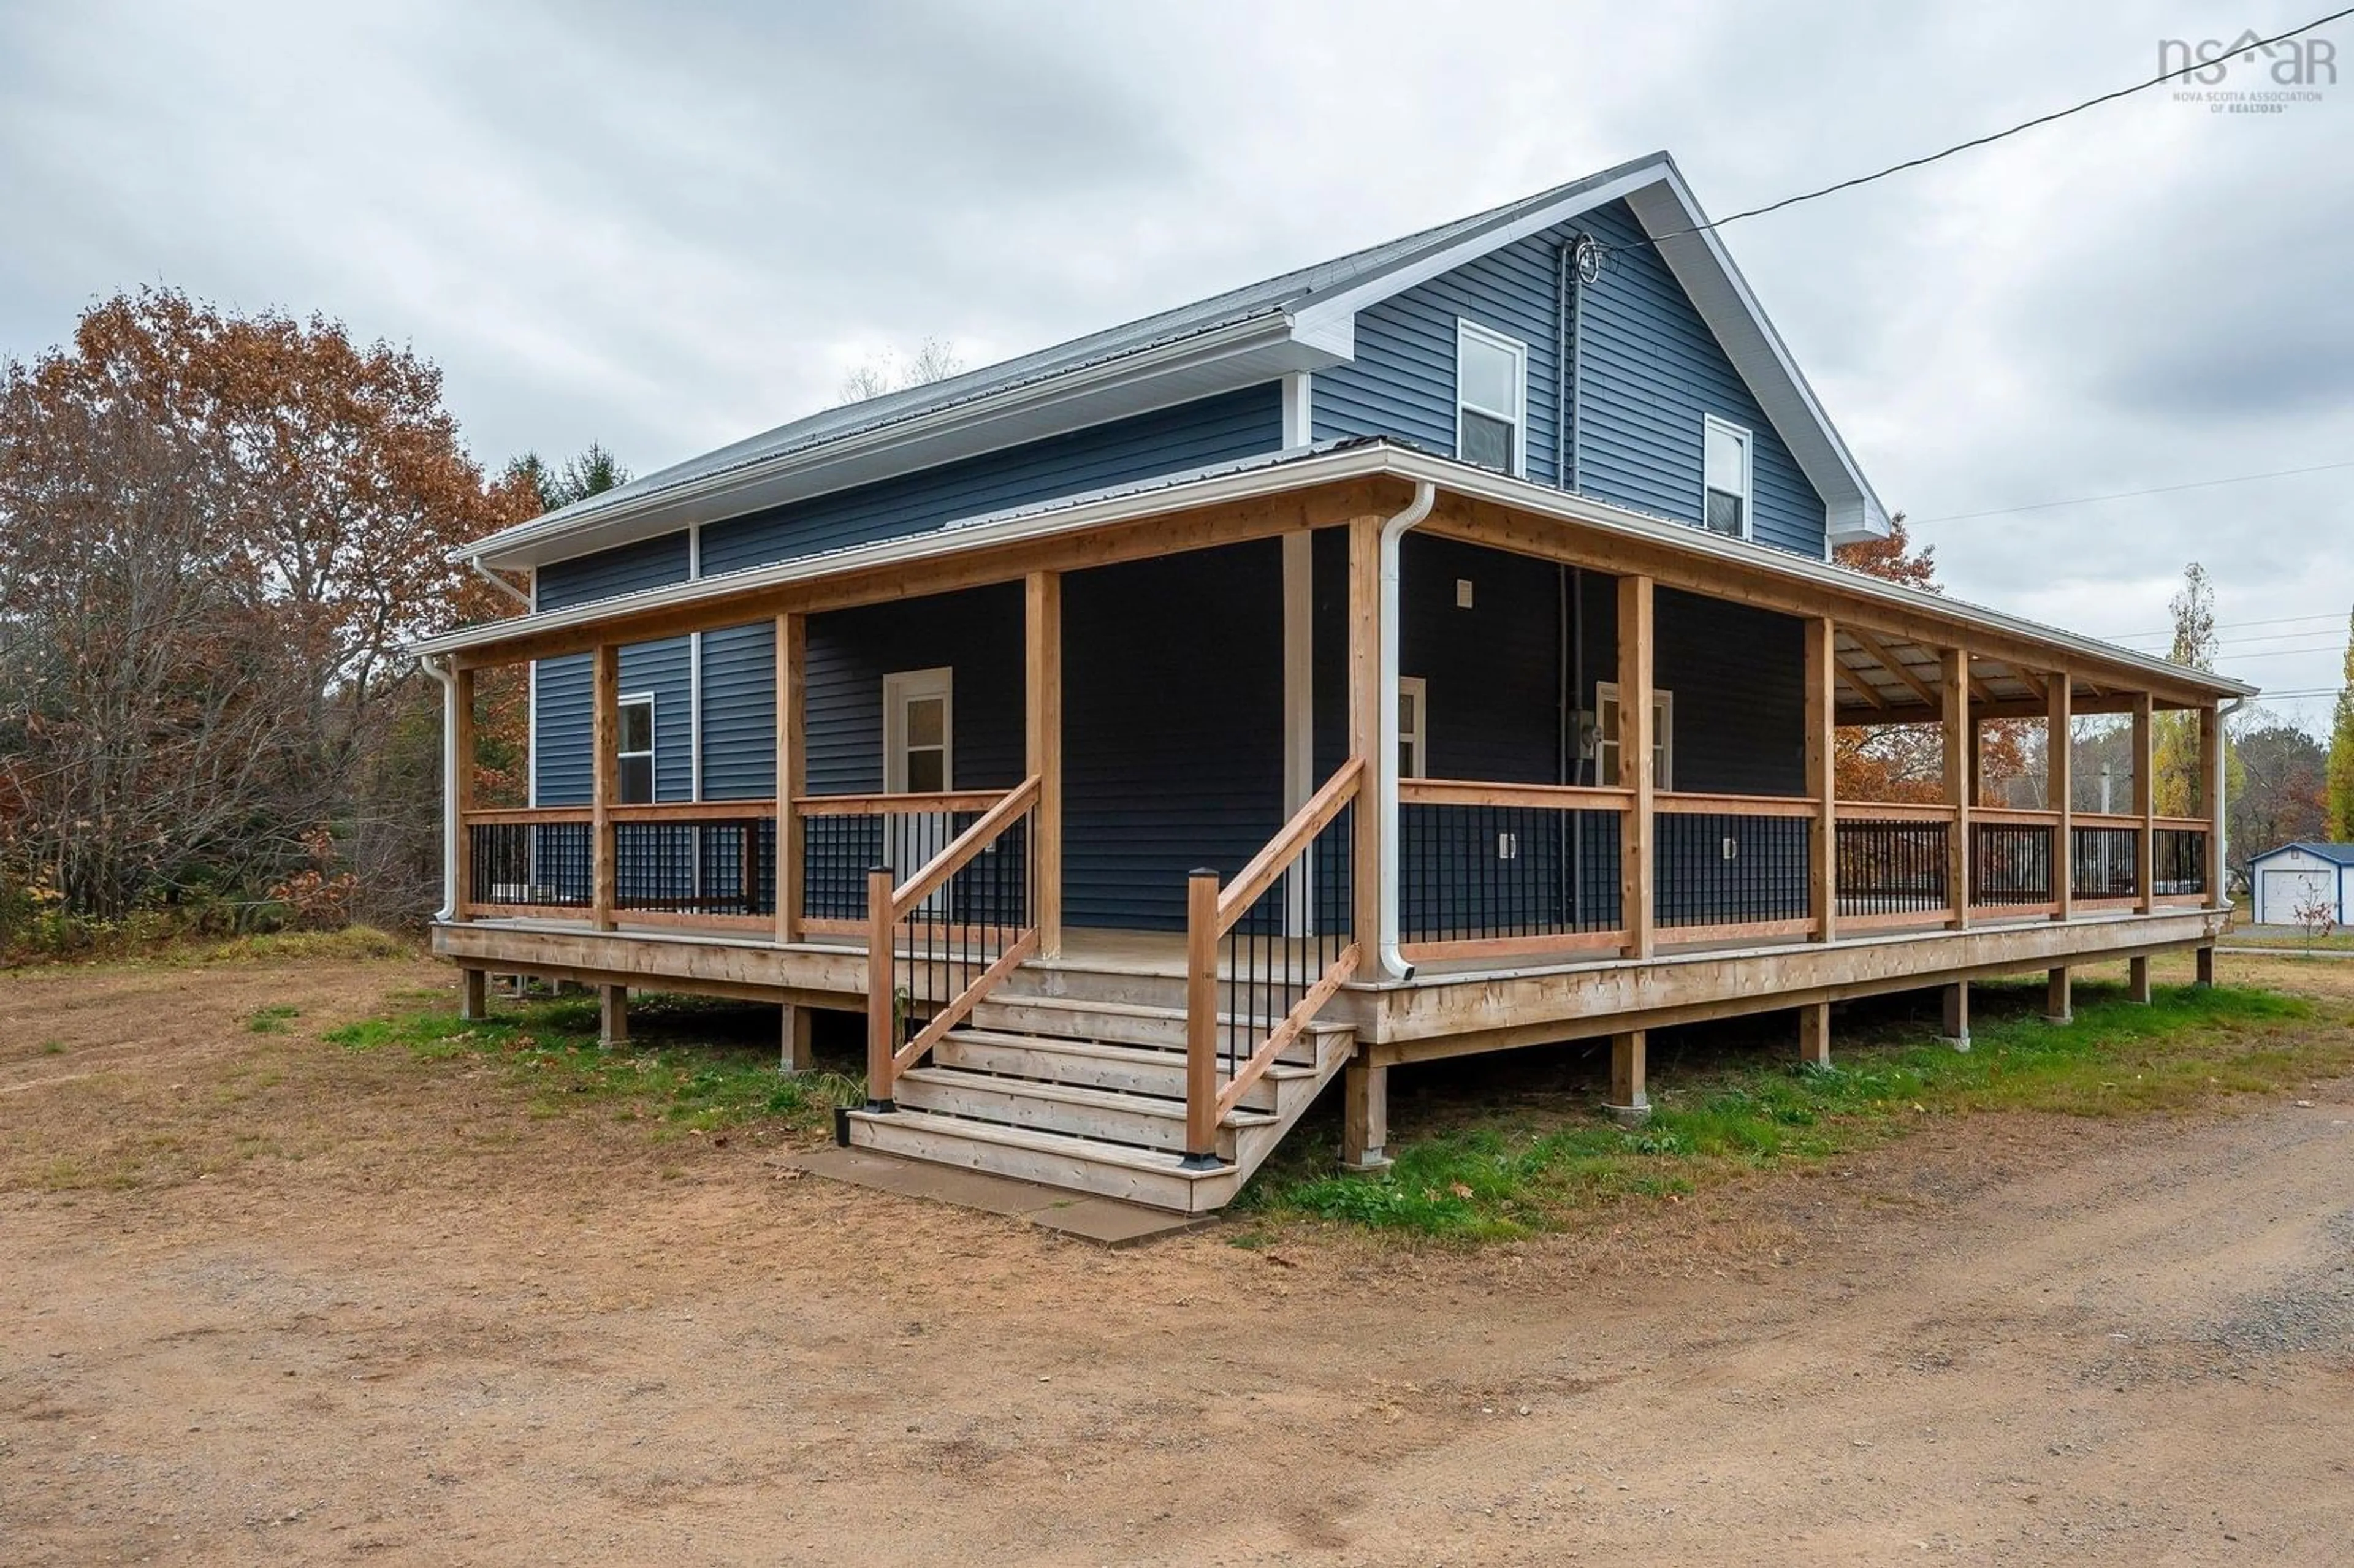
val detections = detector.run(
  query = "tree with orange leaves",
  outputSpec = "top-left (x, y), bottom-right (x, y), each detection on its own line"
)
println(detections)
top-left (0, 287), bottom-right (537, 927)
top-left (1832, 515), bottom-right (2028, 803)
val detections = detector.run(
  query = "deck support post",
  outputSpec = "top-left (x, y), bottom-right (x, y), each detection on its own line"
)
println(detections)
top-left (865, 867), bottom-right (897, 1111)
top-left (592, 643), bottom-right (620, 931)
top-left (780, 1000), bottom-right (814, 1075)
top-left (1942, 648), bottom-right (1970, 930)
top-left (1183, 869), bottom-right (1223, 1166)
top-left (775, 613), bottom-right (806, 944)
top-left (600, 984), bottom-right (628, 1048)
top-left (1026, 572), bottom-right (1064, 957)
top-left (1804, 617), bottom-right (1838, 943)
top-left (1341, 1056), bottom-right (1390, 1170)
top-left (2128, 955), bottom-right (2153, 1005)
top-left (1797, 1002), bottom-right (1832, 1067)
top-left (2045, 966), bottom-right (2073, 1024)
top-left (2050, 674), bottom-right (2073, 922)
top-left (1605, 1030), bottom-right (1650, 1125)
top-left (1940, 981), bottom-right (1970, 1051)
top-left (2195, 945), bottom-right (2217, 987)
top-left (1618, 575), bottom-right (1655, 960)
top-left (460, 967), bottom-right (489, 1022)
top-left (2133, 691), bottom-right (2155, 915)
top-left (452, 664), bottom-right (475, 920)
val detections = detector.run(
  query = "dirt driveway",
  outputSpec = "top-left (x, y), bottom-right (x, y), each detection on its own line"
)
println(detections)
top-left (2, 953), bottom-right (2350, 1565)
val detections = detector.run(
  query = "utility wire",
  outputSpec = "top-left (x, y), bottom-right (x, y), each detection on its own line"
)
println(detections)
top-left (1637, 6), bottom-right (2354, 246)
top-left (1916, 459), bottom-right (2354, 523)
top-left (2101, 610), bottom-right (2351, 641)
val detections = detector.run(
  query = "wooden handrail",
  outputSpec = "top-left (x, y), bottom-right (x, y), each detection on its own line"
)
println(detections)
top-left (2070, 812), bottom-right (2148, 828)
top-left (1214, 758), bottom-right (1366, 931)
top-left (462, 805), bottom-right (596, 826)
top-left (1398, 778), bottom-right (1632, 810)
top-left (795, 788), bottom-right (1010, 817)
top-left (2153, 816), bottom-right (2212, 832)
top-left (606, 799), bottom-right (779, 824)
top-left (888, 775), bottom-right (1042, 916)
top-left (1834, 801), bottom-right (1957, 823)
top-left (1970, 806), bottom-right (2062, 826)
top-left (1656, 790), bottom-right (1818, 819)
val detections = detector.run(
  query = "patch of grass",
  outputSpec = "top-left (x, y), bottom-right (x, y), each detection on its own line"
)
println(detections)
top-left (246, 1004), bottom-right (302, 1034)
top-left (319, 992), bottom-right (864, 1141)
top-left (39, 1040), bottom-right (66, 1056)
top-left (200, 926), bottom-right (413, 964)
top-left (1240, 983), bottom-right (2341, 1241)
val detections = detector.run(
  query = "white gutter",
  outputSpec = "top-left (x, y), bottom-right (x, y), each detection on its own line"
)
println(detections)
top-left (471, 557), bottom-right (533, 609)
top-left (421, 655), bottom-right (462, 922)
top-left (1374, 479), bottom-right (1438, 981)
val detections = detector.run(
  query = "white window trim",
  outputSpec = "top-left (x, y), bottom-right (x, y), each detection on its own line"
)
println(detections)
top-left (1703, 414), bottom-right (1753, 541)
top-left (617, 690), bottom-right (657, 804)
top-left (1455, 318), bottom-right (1529, 479)
top-left (882, 667), bottom-right (954, 794)
top-left (1398, 675), bottom-right (1428, 780)
top-left (1593, 681), bottom-right (1674, 791)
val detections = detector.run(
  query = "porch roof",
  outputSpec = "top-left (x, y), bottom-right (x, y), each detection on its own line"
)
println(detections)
top-left (411, 441), bottom-right (2256, 712)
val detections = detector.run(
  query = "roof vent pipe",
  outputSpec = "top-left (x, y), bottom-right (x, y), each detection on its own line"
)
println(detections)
top-left (1375, 479), bottom-right (1438, 981)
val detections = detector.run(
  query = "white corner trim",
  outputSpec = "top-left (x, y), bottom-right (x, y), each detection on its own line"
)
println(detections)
top-left (1281, 371), bottom-right (1314, 449)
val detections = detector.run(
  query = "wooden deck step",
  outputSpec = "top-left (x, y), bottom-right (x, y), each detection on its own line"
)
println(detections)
top-left (843, 1108), bottom-right (1241, 1213)
top-left (930, 1028), bottom-right (1309, 1111)
top-left (967, 993), bottom-right (1338, 1061)
top-left (894, 1066), bottom-right (1276, 1155)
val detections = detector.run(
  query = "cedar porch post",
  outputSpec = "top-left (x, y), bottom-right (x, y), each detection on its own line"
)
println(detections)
top-left (2200, 701), bottom-right (2226, 912)
top-left (2133, 691), bottom-right (2155, 915)
top-left (866, 867), bottom-right (897, 1109)
top-left (1026, 571), bottom-right (1064, 957)
top-left (1618, 575), bottom-right (1655, 960)
top-left (1942, 648), bottom-right (1970, 929)
top-left (592, 643), bottom-right (619, 931)
top-left (775, 612), bottom-right (805, 944)
top-left (452, 663), bottom-right (476, 921)
top-left (2049, 674), bottom-right (2073, 922)
top-left (1803, 616), bottom-right (1837, 943)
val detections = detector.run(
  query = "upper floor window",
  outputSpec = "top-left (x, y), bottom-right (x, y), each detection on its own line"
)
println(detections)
top-left (617, 693), bottom-right (655, 804)
top-left (1456, 320), bottom-right (1528, 477)
top-left (1703, 416), bottom-right (1751, 538)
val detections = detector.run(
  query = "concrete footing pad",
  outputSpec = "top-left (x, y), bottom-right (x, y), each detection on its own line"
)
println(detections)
top-left (786, 1147), bottom-right (1214, 1247)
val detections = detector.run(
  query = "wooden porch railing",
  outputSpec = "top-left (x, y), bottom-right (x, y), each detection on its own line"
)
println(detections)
top-left (863, 775), bottom-right (1042, 1110)
top-left (1183, 756), bottom-right (1365, 1165)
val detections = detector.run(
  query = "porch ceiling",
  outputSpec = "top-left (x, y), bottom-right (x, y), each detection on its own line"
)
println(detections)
top-left (1833, 631), bottom-right (2085, 722)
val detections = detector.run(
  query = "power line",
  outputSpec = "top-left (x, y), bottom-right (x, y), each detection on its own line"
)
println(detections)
top-left (1916, 459), bottom-right (2354, 523)
top-left (2097, 611), bottom-right (2350, 642)
top-left (1636, 7), bottom-right (2354, 246)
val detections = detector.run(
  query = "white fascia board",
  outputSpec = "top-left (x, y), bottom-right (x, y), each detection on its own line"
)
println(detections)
top-left (415, 443), bottom-right (2257, 705)
top-left (1625, 171), bottom-right (1891, 545)
top-left (467, 313), bottom-right (1341, 573)
top-left (1287, 163), bottom-right (1674, 348)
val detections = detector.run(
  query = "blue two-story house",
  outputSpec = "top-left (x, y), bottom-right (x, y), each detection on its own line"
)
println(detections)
top-left (413, 153), bottom-right (2249, 1214)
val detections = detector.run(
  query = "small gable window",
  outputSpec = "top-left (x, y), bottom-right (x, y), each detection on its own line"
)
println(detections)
top-left (1702, 416), bottom-right (1751, 538)
top-left (1456, 320), bottom-right (1528, 477)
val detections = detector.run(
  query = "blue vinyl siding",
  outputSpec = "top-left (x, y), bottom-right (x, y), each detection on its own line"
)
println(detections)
top-left (699, 623), bottom-right (776, 800)
top-left (1064, 542), bottom-right (1283, 931)
top-left (699, 385), bottom-right (1284, 576)
top-left (1314, 199), bottom-right (1825, 557)
top-left (803, 585), bottom-right (1026, 795)
top-left (532, 533), bottom-right (696, 807)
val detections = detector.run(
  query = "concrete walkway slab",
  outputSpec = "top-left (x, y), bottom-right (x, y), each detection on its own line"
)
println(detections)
top-left (787, 1147), bottom-right (1213, 1247)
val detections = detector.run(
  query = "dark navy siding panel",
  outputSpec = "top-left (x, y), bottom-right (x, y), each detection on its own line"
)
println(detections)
top-left (534, 654), bottom-right (592, 806)
top-left (802, 585), bottom-right (1024, 796)
top-left (1064, 542), bottom-right (1283, 931)
top-left (1572, 202), bottom-right (1823, 557)
top-left (1314, 200), bottom-right (1826, 557)
top-left (535, 530), bottom-right (692, 610)
top-left (700, 386), bottom-right (1284, 576)
top-left (700, 622), bottom-right (776, 799)
top-left (1585, 583), bottom-right (1804, 796)
top-left (531, 637), bottom-right (695, 805)
top-left (1400, 534), bottom-right (1563, 781)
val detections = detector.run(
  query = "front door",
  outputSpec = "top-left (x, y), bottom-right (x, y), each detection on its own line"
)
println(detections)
top-left (883, 668), bottom-right (954, 911)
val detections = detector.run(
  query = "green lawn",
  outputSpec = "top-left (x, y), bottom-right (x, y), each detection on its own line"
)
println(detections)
top-left (1232, 981), bottom-right (2344, 1242)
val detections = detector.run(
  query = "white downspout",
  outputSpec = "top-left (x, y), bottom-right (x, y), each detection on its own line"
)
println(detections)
top-left (1375, 479), bottom-right (1438, 981)
top-left (470, 556), bottom-right (533, 610)
top-left (422, 654), bottom-right (462, 923)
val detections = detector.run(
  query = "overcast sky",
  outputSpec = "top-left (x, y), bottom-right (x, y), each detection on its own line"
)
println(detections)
top-left (3, 1), bottom-right (2348, 730)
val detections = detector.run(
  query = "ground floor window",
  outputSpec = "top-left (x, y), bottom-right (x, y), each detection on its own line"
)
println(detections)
top-left (617, 693), bottom-right (655, 803)
top-left (1593, 682), bottom-right (1674, 790)
top-left (883, 668), bottom-right (954, 793)
top-left (1398, 676), bottom-right (1428, 779)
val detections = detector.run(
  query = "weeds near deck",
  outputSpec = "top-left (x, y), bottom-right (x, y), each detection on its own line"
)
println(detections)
top-left (1238, 981), bottom-right (2340, 1241)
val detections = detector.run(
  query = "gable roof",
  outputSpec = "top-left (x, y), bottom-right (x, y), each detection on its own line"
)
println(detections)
top-left (2251, 842), bottom-right (2354, 867)
top-left (464, 151), bottom-right (1889, 573)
